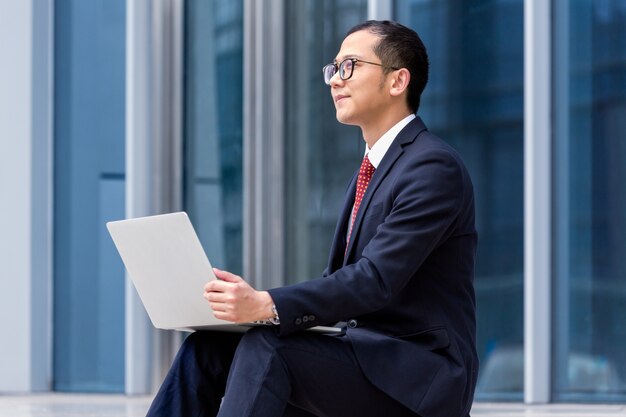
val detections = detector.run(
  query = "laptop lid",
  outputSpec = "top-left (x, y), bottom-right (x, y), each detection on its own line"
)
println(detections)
top-left (107, 211), bottom-right (341, 334)
top-left (107, 212), bottom-right (239, 331)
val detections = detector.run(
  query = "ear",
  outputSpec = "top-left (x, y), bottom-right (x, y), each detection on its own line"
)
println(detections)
top-left (389, 68), bottom-right (410, 98)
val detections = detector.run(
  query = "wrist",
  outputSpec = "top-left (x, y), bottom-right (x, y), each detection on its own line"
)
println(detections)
top-left (258, 291), bottom-right (279, 325)
top-left (268, 303), bottom-right (280, 325)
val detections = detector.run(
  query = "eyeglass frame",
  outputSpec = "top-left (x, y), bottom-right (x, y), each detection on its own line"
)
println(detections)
top-left (322, 58), bottom-right (400, 85)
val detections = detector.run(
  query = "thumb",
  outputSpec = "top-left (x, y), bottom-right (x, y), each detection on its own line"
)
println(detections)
top-left (213, 267), bottom-right (243, 283)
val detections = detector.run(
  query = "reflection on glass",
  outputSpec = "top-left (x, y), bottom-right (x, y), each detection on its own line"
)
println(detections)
top-left (553, 0), bottom-right (626, 402)
top-left (184, 0), bottom-right (243, 275)
top-left (395, 0), bottom-right (525, 400)
top-left (284, 0), bottom-right (368, 283)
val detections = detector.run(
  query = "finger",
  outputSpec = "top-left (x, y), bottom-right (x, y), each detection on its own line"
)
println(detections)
top-left (205, 279), bottom-right (231, 292)
top-left (204, 291), bottom-right (228, 303)
top-left (204, 296), bottom-right (232, 311)
top-left (210, 304), bottom-right (239, 322)
top-left (208, 300), bottom-right (227, 312)
top-left (213, 310), bottom-right (233, 321)
top-left (213, 268), bottom-right (243, 283)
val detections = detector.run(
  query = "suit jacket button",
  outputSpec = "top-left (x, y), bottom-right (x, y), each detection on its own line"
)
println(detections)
top-left (308, 315), bottom-right (315, 321)
top-left (302, 315), bottom-right (309, 323)
top-left (347, 319), bottom-right (358, 328)
top-left (295, 318), bottom-right (302, 325)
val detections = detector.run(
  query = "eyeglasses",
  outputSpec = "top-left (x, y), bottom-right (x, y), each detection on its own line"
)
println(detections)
top-left (322, 58), bottom-right (399, 85)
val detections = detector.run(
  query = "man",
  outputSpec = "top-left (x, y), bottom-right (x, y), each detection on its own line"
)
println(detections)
top-left (147, 20), bottom-right (478, 417)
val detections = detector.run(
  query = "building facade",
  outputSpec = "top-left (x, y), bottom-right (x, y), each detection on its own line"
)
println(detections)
top-left (1, 0), bottom-right (625, 404)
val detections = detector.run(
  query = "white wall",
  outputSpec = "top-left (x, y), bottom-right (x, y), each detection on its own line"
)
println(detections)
top-left (0, 0), bottom-right (53, 392)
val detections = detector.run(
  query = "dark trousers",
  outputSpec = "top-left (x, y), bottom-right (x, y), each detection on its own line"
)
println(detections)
top-left (146, 326), bottom-right (418, 417)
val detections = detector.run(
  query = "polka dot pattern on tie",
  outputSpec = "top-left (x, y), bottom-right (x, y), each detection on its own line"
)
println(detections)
top-left (347, 155), bottom-right (376, 246)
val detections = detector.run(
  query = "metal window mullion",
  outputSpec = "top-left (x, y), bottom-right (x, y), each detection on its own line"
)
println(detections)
top-left (125, 0), bottom-right (185, 394)
top-left (31, 0), bottom-right (54, 391)
top-left (243, 0), bottom-right (285, 290)
top-left (243, 0), bottom-right (255, 287)
top-left (152, 0), bottom-right (186, 389)
top-left (368, 0), bottom-right (392, 20)
top-left (125, 0), bottom-right (155, 395)
top-left (524, 0), bottom-right (552, 404)
top-left (552, 0), bottom-right (570, 398)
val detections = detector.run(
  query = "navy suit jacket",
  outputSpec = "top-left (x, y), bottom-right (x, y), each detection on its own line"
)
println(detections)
top-left (268, 117), bottom-right (478, 417)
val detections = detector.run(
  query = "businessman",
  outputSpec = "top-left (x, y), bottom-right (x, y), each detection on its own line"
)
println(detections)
top-left (146, 20), bottom-right (478, 417)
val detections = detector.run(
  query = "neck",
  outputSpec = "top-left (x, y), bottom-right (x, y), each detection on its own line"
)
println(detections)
top-left (361, 108), bottom-right (413, 148)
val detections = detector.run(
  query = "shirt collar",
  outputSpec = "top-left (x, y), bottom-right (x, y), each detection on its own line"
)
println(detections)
top-left (365, 114), bottom-right (416, 168)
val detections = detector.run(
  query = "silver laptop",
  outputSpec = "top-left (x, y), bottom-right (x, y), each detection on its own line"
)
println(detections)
top-left (107, 212), bottom-right (340, 334)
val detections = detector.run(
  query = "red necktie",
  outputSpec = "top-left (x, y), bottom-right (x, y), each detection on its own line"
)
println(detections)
top-left (347, 155), bottom-right (375, 247)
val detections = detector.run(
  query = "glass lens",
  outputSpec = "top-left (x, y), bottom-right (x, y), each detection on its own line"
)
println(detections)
top-left (323, 64), bottom-right (336, 85)
top-left (340, 59), bottom-right (353, 80)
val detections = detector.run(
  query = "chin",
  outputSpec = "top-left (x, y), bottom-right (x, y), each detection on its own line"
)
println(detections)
top-left (335, 110), bottom-right (355, 125)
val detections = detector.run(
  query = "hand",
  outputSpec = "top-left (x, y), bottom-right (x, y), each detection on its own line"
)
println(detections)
top-left (203, 268), bottom-right (274, 323)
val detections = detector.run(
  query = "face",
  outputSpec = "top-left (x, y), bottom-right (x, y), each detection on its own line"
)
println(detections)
top-left (329, 30), bottom-right (393, 128)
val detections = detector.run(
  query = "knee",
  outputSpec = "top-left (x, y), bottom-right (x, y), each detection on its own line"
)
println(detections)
top-left (182, 331), bottom-right (210, 349)
top-left (173, 331), bottom-right (242, 375)
top-left (237, 326), bottom-right (281, 354)
top-left (242, 325), bottom-right (279, 341)
top-left (178, 331), bottom-right (238, 362)
top-left (177, 331), bottom-right (210, 362)
top-left (228, 327), bottom-right (285, 379)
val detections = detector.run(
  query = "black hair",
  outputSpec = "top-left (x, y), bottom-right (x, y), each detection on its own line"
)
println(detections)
top-left (346, 20), bottom-right (429, 113)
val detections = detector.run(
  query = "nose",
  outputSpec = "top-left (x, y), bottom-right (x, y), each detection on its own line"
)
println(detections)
top-left (329, 71), bottom-right (343, 88)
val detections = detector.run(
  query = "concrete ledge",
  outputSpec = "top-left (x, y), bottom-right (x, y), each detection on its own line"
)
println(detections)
top-left (1, 395), bottom-right (626, 417)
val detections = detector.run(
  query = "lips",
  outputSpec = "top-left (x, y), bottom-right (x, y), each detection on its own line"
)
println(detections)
top-left (334, 94), bottom-right (349, 104)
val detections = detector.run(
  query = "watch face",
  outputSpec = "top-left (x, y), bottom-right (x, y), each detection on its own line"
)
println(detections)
top-left (270, 305), bottom-right (280, 325)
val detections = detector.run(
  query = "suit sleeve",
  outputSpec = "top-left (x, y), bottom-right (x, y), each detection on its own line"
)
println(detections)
top-left (268, 148), bottom-right (467, 335)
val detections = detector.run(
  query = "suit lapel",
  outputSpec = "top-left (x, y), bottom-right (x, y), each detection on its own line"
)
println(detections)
top-left (326, 171), bottom-right (358, 271)
top-left (343, 117), bottom-right (428, 264)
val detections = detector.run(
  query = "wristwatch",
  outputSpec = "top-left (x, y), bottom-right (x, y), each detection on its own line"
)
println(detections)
top-left (268, 304), bottom-right (280, 325)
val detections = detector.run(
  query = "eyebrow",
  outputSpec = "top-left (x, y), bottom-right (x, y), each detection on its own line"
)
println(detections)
top-left (333, 54), bottom-right (363, 63)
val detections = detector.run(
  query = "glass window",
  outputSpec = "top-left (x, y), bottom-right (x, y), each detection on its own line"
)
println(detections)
top-left (53, 0), bottom-right (126, 392)
top-left (553, 0), bottom-right (626, 402)
top-left (284, 0), bottom-right (368, 283)
top-left (395, 0), bottom-right (525, 401)
top-left (184, 0), bottom-right (244, 275)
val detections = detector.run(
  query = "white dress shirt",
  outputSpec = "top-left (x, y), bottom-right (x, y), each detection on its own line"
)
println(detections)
top-left (365, 113), bottom-right (416, 168)
top-left (347, 113), bottom-right (416, 240)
